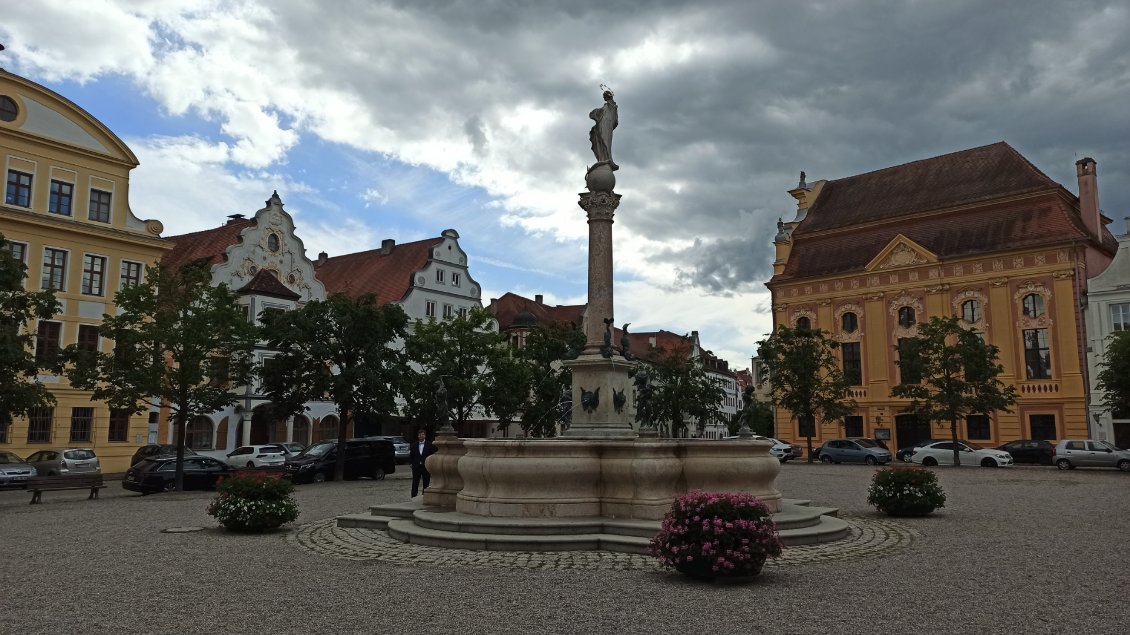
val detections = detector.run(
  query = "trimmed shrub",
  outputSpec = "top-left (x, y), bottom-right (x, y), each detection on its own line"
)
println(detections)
top-left (207, 471), bottom-right (299, 532)
top-left (866, 467), bottom-right (946, 516)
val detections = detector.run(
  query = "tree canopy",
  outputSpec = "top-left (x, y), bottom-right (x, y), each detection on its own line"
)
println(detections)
top-left (1097, 330), bottom-right (1130, 419)
top-left (516, 320), bottom-right (585, 437)
top-left (890, 316), bottom-right (1017, 466)
top-left (64, 262), bottom-right (257, 490)
top-left (756, 325), bottom-right (856, 460)
top-left (643, 338), bottom-right (725, 439)
top-left (0, 233), bottom-right (60, 429)
top-left (259, 293), bottom-right (409, 481)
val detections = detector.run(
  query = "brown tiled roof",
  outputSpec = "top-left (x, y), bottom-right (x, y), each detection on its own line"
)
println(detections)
top-left (162, 219), bottom-right (254, 271)
top-left (316, 237), bottom-right (443, 304)
top-left (776, 143), bottom-right (1114, 281)
top-left (490, 292), bottom-right (586, 330)
top-left (238, 269), bottom-right (300, 300)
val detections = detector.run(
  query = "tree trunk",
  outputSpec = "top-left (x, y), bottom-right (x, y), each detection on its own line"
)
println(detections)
top-left (806, 435), bottom-right (814, 463)
top-left (950, 418), bottom-right (960, 467)
top-left (334, 406), bottom-right (350, 482)
top-left (174, 409), bottom-right (188, 491)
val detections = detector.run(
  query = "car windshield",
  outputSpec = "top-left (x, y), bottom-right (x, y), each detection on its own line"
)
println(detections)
top-left (0, 452), bottom-right (24, 464)
top-left (301, 443), bottom-right (334, 458)
top-left (64, 449), bottom-right (97, 460)
top-left (853, 439), bottom-right (878, 448)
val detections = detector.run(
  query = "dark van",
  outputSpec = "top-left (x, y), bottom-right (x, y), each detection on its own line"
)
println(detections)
top-left (283, 438), bottom-right (395, 483)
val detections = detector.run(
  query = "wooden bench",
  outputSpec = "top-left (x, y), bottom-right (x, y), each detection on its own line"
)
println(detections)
top-left (27, 475), bottom-right (106, 505)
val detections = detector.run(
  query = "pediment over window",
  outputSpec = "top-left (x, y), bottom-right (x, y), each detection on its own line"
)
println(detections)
top-left (865, 235), bottom-right (938, 272)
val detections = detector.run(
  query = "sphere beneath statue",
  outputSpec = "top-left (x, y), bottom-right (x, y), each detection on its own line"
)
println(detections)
top-left (585, 163), bottom-right (616, 192)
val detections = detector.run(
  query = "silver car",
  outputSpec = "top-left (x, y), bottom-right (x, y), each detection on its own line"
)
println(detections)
top-left (817, 438), bottom-right (893, 465)
top-left (24, 448), bottom-right (101, 477)
top-left (1053, 439), bottom-right (1130, 471)
top-left (0, 451), bottom-right (38, 488)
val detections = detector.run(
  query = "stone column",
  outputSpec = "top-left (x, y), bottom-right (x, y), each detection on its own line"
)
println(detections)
top-left (579, 190), bottom-right (621, 354)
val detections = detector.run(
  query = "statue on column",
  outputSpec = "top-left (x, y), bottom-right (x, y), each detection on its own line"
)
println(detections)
top-left (588, 86), bottom-right (618, 171)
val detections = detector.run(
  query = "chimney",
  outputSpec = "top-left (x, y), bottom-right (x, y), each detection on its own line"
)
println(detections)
top-left (226, 213), bottom-right (245, 225)
top-left (1076, 157), bottom-right (1101, 238)
top-left (535, 294), bottom-right (543, 304)
top-left (380, 238), bottom-right (395, 254)
top-left (316, 251), bottom-right (328, 267)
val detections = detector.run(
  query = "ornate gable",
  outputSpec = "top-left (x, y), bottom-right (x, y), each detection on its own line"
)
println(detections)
top-left (865, 234), bottom-right (938, 272)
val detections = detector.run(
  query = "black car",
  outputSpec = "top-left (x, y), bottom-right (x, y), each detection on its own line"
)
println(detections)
top-left (997, 439), bottom-right (1055, 465)
top-left (122, 456), bottom-right (233, 494)
top-left (284, 438), bottom-right (396, 484)
top-left (130, 444), bottom-right (197, 466)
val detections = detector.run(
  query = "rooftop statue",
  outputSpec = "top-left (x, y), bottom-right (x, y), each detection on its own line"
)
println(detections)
top-left (589, 87), bottom-right (618, 171)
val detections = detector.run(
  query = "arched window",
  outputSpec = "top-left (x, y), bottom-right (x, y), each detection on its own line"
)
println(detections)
top-left (841, 312), bottom-right (858, 333)
top-left (317, 415), bottom-right (338, 441)
top-left (795, 316), bottom-right (811, 331)
top-left (1022, 294), bottom-right (1045, 318)
top-left (961, 299), bottom-right (982, 323)
top-left (292, 415), bottom-right (310, 446)
top-left (897, 306), bottom-right (916, 328)
top-left (186, 416), bottom-right (213, 450)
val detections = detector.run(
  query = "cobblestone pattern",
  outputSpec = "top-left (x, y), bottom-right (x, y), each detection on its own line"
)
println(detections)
top-left (287, 515), bottom-right (917, 570)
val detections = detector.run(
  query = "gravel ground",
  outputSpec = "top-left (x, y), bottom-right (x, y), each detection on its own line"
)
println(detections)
top-left (1, 462), bottom-right (1126, 635)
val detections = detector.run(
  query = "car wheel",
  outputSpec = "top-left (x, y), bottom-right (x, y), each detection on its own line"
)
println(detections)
top-left (246, 461), bottom-right (255, 468)
top-left (1056, 459), bottom-right (1072, 470)
top-left (313, 471), bottom-right (327, 483)
top-left (162, 481), bottom-right (176, 492)
top-left (820, 455), bottom-right (832, 464)
top-left (901, 454), bottom-right (913, 463)
top-left (922, 457), bottom-right (938, 467)
top-left (1118, 459), bottom-right (1130, 473)
top-left (980, 458), bottom-right (996, 468)
top-left (374, 467), bottom-right (386, 481)
top-left (865, 456), bottom-right (878, 466)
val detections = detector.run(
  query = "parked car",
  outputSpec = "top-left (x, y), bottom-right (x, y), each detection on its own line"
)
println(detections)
top-left (130, 444), bottom-right (197, 466)
top-left (787, 443), bottom-right (804, 460)
top-left (817, 438), bottom-right (892, 465)
top-left (1052, 439), bottom-right (1130, 471)
top-left (275, 442), bottom-right (307, 457)
top-left (225, 445), bottom-right (286, 468)
top-left (997, 439), bottom-right (1055, 466)
top-left (122, 456), bottom-right (234, 494)
top-left (0, 451), bottom-right (37, 488)
top-left (910, 441), bottom-right (1013, 467)
top-left (896, 439), bottom-right (944, 463)
top-left (721, 435), bottom-right (793, 462)
top-left (284, 438), bottom-right (396, 483)
top-left (24, 448), bottom-right (101, 476)
top-left (382, 436), bottom-right (411, 463)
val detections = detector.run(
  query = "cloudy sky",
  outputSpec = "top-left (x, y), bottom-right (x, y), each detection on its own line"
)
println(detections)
top-left (3, 0), bottom-right (1128, 368)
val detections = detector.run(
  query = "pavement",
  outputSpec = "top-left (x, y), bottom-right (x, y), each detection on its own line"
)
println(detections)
top-left (1, 461), bottom-right (1126, 634)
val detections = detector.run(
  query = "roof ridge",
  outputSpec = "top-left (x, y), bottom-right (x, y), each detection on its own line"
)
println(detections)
top-left (165, 218), bottom-right (254, 240)
top-left (321, 236), bottom-right (444, 262)
top-left (826, 141), bottom-right (1010, 184)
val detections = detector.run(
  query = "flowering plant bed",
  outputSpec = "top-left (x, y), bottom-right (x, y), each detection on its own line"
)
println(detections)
top-left (650, 491), bottom-right (783, 580)
top-left (207, 471), bottom-right (299, 533)
top-left (866, 467), bottom-right (946, 516)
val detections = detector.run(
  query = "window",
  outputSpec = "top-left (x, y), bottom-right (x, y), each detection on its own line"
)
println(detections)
top-left (797, 414), bottom-right (815, 437)
top-left (443, 304), bottom-right (453, 318)
top-left (88, 189), bottom-right (112, 222)
top-left (436, 269), bottom-right (445, 284)
top-left (120, 261), bottom-right (142, 289)
top-left (451, 272), bottom-right (461, 287)
top-left (35, 321), bottom-right (61, 362)
top-left (1022, 294), bottom-right (1045, 319)
top-left (897, 306), bottom-right (916, 328)
top-left (267, 233), bottom-right (280, 252)
top-left (0, 421), bottom-right (6, 444)
top-left (897, 338), bottom-right (920, 384)
top-left (1029, 414), bottom-right (1057, 441)
top-left (1112, 303), bottom-right (1130, 332)
top-left (5, 170), bottom-right (32, 207)
top-left (841, 312), bottom-right (858, 333)
top-left (795, 316), bottom-right (811, 330)
top-left (26, 407), bottom-right (53, 443)
top-left (3, 240), bottom-right (26, 265)
top-left (108, 409), bottom-right (130, 442)
top-left (77, 324), bottom-right (100, 353)
top-left (425, 300), bottom-right (436, 318)
top-left (81, 254), bottom-right (106, 296)
top-left (842, 342), bottom-right (862, 386)
top-left (41, 248), bottom-right (66, 291)
top-left (965, 414), bottom-right (991, 439)
top-left (70, 407), bottom-right (94, 442)
top-left (458, 307), bottom-right (468, 318)
top-left (1023, 328), bottom-right (1051, 379)
top-left (843, 415), bottom-right (863, 437)
top-left (0, 95), bottom-right (17, 121)
top-left (186, 416), bottom-right (213, 450)
top-left (961, 299), bottom-right (982, 323)
top-left (49, 180), bottom-right (73, 216)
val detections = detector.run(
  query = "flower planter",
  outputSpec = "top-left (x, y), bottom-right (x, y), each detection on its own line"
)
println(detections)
top-left (207, 472), bottom-right (299, 533)
top-left (866, 467), bottom-right (945, 517)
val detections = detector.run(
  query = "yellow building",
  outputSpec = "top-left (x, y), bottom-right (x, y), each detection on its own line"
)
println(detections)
top-left (767, 143), bottom-right (1116, 451)
top-left (1, 70), bottom-right (169, 472)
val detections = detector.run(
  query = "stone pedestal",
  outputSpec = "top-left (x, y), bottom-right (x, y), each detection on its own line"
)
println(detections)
top-left (561, 353), bottom-right (636, 439)
top-left (421, 431), bottom-right (466, 510)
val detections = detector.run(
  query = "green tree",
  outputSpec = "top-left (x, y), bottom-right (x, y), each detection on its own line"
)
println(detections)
top-left (645, 339), bottom-right (725, 438)
top-left (891, 316), bottom-right (1017, 466)
top-left (403, 307), bottom-right (514, 434)
top-left (0, 233), bottom-right (61, 431)
top-left (64, 262), bottom-right (257, 490)
top-left (517, 321), bottom-right (585, 437)
top-left (729, 390), bottom-right (775, 437)
top-left (757, 326), bottom-right (856, 462)
top-left (1097, 330), bottom-right (1130, 419)
top-left (259, 293), bottom-right (409, 481)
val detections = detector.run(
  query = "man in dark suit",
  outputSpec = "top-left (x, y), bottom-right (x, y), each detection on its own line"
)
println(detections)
top-left (409, 428), bottom-right (437, 497)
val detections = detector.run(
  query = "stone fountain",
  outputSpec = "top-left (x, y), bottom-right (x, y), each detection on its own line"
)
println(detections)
top-left (342, 89), bottom-right (847, 552)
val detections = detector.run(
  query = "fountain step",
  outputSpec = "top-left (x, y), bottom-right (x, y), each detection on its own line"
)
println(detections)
top-left (368, 499), bottom-right (422, 519)
top-left (386, 518), bottom-right (653, 554)
top-left (338, 513), bottom-right (396, 530)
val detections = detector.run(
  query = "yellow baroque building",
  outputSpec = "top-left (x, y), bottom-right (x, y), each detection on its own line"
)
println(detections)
top-left (1, 70), bottom-right (169, 473)
top-left (767, 143), bottom-right (1116, 451)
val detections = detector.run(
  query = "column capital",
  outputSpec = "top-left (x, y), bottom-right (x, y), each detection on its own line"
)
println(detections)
top-left (579, 191), bottom-right (621, 221)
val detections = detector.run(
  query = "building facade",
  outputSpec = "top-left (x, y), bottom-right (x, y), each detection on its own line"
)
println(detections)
top-left (767, 143), bottom-right (1116, 451)
top-left (1085, 213), bottom-right (1130, 448)
top-left (1, 70), bottom-right (170, 472)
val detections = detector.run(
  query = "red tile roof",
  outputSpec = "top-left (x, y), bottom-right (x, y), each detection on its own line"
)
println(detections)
top-left (316, 237), bottom-right (444, 304)
top-left (162, 219), bottom-right (254, 272)
top-left (489, 292), bottom-right (586, 330)
top-left (238, 268), bottom-right (300, 300)
top-left (776, 142), bottom-right (1114, 281)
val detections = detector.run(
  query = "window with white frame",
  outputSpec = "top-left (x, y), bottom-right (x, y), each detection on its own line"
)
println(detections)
top-left (443, 303), bottom-right (453, 318)
top-left (49, 180), bottom-right (74, 216)
top-left (425, 300), bottom-right (436, 318)
top-left (41, 248), bottom-right (66, 291)
top-left (436, 269), bottom-right (445, 284)
top-left (81, 254), bottom-right (107, 296)
top-left (1112, 303), bottom-right (1130, 332)
top-left (88, 189), bottom-right (112, 223)
top-left (451, 272), bottom-right (461, 286)
top-left (120, 261), bottom-right (143, 290)
top-left (5, 170), bottom-right (32, 207)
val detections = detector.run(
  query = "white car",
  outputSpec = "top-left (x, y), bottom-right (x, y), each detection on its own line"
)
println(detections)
top-left (225, 445), bottom-right (286, 468)
top-left (911, 441), bottom-right (1013, 468)
top-left (752, 436), bottom-right (796, 462)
